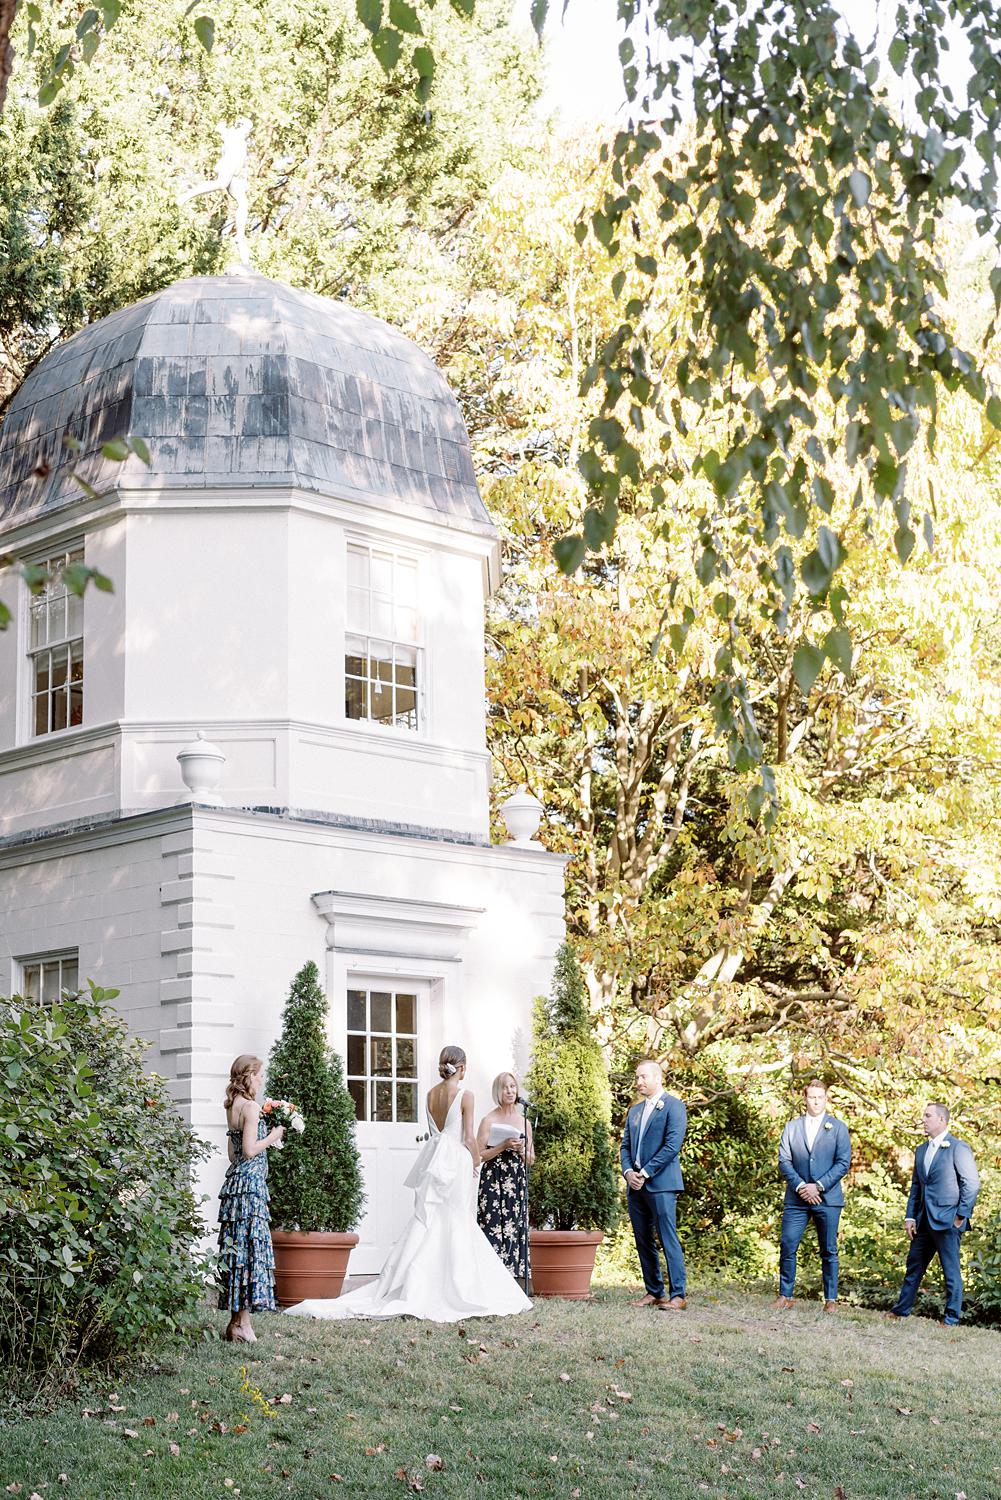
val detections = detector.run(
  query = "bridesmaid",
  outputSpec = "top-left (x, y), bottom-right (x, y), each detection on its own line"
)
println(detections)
top-left (218, 1053), bottom-right (285, 1342)
top-left (476, 1072), bottom-right (534, 1283)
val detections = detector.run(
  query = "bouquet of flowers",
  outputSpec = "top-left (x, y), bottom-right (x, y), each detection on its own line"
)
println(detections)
top-left (262, 1097), bottom-right (305, 1149)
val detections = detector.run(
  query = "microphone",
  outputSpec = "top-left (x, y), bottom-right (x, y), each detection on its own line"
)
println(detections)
top-left (516, 1094), bottom-right (530, 1108)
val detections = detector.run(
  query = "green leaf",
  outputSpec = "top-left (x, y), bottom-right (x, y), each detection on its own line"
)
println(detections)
top-left (553, 534), bottom-right (586, 575)
top-left (76, 8), bottom-right (100, 37)
top-left (848, 170), bottom-right (871, 207)
top-left (372, 27), bottom-right (403, 71)
top-left (356, 0), bottom-right (382, 32)
top-left (824, 626), bottom-right (853, 676)
top-left (528, 0), bottom-right (547, 39)
top-left (193, 15), bottom-right (215, 51)
top-left (389, 0), bottom-right (423, 34)
top-left (128, 436), bottom-right (151, 465)
top-left (792, 642), bottom-right (825, 696)
top-left (101, 438), bottom-right (130, 461)
top-left (894, 525), bottom-right (916, 564)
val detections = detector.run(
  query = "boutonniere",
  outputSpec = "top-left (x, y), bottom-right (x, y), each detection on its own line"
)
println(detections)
top-left (655, 1099), bottom-right (665, 1111)
top-left (940, 1140), bottom-right (951, 1149)
top-left (823, 1121), bottom-right (832, 1131)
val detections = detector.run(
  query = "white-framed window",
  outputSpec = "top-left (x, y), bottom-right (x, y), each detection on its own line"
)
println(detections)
top-left (19, 951), bottom-right (80, 1005)
top-left (345, 543), bottom-right (422, 731)
top-left (27, 545), bottom-right (85, 737)
top-left (346, 984), bottom-right (418, 1122)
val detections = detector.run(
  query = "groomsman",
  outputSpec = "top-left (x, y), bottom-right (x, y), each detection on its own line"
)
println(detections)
top-left (888, 1102), bottom-right (980, 1327)
top-left (620, 1058), bottom-right (688, 1311)
top-left (774, 1079), bottom-right (852, 1313)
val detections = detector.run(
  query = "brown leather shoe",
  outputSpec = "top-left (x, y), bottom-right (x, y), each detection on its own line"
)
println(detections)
top-left (659, 1296), bottom-right (687, 1311)
top-left (823, 1301), bottom-right (837, 1314)
top-left (633, 1293), bottom-right (663, 1307)
top-left (885, 1310), bottom-right (905, 1320)
top-left (771, 1296), bottom-right (794, 1311)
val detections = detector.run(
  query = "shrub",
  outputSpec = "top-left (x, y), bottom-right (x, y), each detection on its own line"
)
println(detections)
top-left (266, 961), bottom-right (365, 1233)
top-left (526, 944), bottom-right (619, 1233)
top-left (0, 985), bottom-right (211, 1404)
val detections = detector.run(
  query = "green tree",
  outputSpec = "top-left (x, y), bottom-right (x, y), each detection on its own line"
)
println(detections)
top-left (266, 960), bottom-right (365, 1233)
top-left (526, 942), bottom-right (619, 1233)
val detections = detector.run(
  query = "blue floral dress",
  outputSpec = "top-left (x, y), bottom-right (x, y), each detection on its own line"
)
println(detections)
top-left (218, 1115), bottom-right (276, 1313)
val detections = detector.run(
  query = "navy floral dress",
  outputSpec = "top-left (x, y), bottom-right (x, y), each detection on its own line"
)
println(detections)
top-left (477, 1149), bottom-right (530, 1283)
top-left (218, 1115), bottom-right (277, 1313)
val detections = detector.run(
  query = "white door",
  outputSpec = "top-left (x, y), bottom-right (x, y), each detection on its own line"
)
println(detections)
top-left (343, 977), bottom-right (434, 1273)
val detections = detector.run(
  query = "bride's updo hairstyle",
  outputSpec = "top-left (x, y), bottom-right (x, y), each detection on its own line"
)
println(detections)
top-left (224, 1054), bottom-right (263, 1109)
top-left (438, 1045), bottom-right (466, 1079)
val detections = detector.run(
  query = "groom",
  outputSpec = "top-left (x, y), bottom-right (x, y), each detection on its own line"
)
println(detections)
top-left (620, 1058), bottom-right (687, 1311)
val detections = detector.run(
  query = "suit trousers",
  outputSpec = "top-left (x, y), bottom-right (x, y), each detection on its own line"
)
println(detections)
top-left (891, 1215), bottom-right (964, 1324)
top-left (778, 1201), bottom-right (842, 1301)
top-left (627, 1186), bottom-right (685, 1299)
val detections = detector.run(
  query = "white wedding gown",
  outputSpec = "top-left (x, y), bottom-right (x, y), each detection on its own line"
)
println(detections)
top-left (285, 1089), bottom-right (532, 1322)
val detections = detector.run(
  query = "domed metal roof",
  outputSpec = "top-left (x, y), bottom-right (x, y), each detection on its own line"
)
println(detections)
top-left (0, 274), bottom-right (492, 532)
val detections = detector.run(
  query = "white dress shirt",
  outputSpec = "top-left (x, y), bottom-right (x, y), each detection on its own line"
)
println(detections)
top-left (924, 1132), bottom-right (948, 1172)
top-left (635, 1089), bottom-right (665, 1175)
top-left (804, 1112), bottom-right (824, 1152)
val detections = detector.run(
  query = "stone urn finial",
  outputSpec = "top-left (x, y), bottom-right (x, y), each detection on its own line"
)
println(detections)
top-left (177, 731), bottom-right (226, 806)
top-left (500, 787), bottom-right (543, 845)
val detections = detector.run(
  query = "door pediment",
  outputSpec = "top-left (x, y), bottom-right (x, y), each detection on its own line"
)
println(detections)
top-left (311, 890), bottom-right (483, 961)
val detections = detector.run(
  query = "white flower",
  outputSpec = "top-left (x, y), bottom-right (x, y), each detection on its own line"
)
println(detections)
top-left (290, 1112), bottom-right (306, 1134)
top-left (940, 1140), bottom-right (950, 1148)
top-left (823, 1121), bottom-right (832, 1131)
top-left (655, 1099), bottom-right (665, 1111)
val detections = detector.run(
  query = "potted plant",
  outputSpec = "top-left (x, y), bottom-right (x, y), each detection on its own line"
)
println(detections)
top-left (526, 943), bottom-right (619, 1297)
top-left (267, 960), bottom-right (365, 1305)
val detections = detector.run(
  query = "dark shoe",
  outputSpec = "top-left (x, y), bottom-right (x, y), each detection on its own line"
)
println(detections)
top-left (659, 1296), bottom-right (687, 1311)
top-left (633, 1293), bottom-right (664, 1307)
top-left (885, 1310), bottom-right (906, 1320)
top-left (771, 1296), bottom-right (794, 1311)
top-left (823, 1301), bottom-right (837, 1314)
top-left (938, 1320), bottom-right (959, 1328)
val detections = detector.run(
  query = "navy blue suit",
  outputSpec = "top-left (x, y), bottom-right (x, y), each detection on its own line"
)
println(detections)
top-left (892, 1134), bottom-right (980, 1325)
top-left (777, 1113), bottom-right (851, 1301)
top-left (620, 1093), bottom-right (687, 1300)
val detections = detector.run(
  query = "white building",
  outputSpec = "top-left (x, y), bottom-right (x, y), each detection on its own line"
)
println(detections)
top-left (0, 274), bottom-right (565, 1270)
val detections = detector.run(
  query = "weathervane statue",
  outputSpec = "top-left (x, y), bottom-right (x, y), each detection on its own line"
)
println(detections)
top-left (179, 119), bottom-right (253, 270)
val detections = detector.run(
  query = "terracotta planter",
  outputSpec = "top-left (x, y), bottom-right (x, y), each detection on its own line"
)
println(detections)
top-left (271, 1230), bottom-right (359, 1307)
top-left (528, 1229), bottom-right (604, 1299)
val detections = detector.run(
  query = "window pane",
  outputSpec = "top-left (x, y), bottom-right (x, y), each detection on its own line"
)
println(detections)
top-left (22, 965), bottom-right (40, 1001)
top-left (370, 553), bottom-right (392, 596)
top-left (41, 964), bottom-right (61, 1005)
top-left (347, 547), bottom-right (367, 588)
top-left (52, 683), bottom-right (68, 733)
top-left (30, 602), bottom-right (47, 650)
top-left (370, 992), bottom-right (391, 1032)
top-left (395, 687), bottom-right (417, 729)
top-left (348, 1078), bottom-right (367, 1120)
top-left (394, 648), bottom-right (417, 688)
top-left (69, 683), bottom-right (83, 727)
top-left (374, 1080), bottom-right (393, 1122)
top-left (374, 652), bottom-right (394, 685)
top-left (62, 960), bottom-right (79, 994)
top-left (34, 654), bottom-right (50, 694)
top-left (347, 587), bottom-right (368, 631)
top-left (396, 1082), bottom-right (417, 1122)
top-left (396, 606), bottom-right (418, 643)
top-left (370, 1036), bottom-right (393, 1076)
top-left (370, 681), bottom-right (393, 723)
top-left (345, 676), bottom-right (367, 720)
top-left (50, 645), bottom-right (68, 689)
top-left (371, 597), bottom-right (393, 636)
top-left (396, 1038), bottom-right (415, 1076)
top-left (347, 989), bottom-right (366, 1030)
top-left (34, 692), bottom-right (49, 737)
top-left (66, 590), bottom-right (84, 638)
top-left (396, 993), bottom-right (416, 1033)
top-left (347, 1034), bottom-right (365, 1075)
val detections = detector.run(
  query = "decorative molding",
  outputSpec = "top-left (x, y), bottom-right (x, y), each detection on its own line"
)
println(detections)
top-left (312, 889), bottom-right (484, 961)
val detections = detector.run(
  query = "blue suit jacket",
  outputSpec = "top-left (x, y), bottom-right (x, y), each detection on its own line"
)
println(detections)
top-left (620, 1093), bottom-right (686, 1193)
top-left (905, 1135), bottom-right (980, 1229)
top-left (778, 1113), bottom-right (851, 1208)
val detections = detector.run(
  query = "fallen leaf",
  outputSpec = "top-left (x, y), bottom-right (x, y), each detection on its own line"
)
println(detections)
top-left (834, 1488), bottom-right (847, 1499)
top-left (6, 1486), bottom-right (22, 1495)
top-left (276, 1394), bottom-right (293, 1405)
top-left (930, 1416), bottom-right (941, 1426)
top-left (169, 1444), bottom-right (180, 1457)
top-left (425, 1455), bottom-right (444, 1471)
top-left (895, 1407), bottom-right (913, 1416)
top-left (365, 1444), bottom-right (386, 1456)
top-left (807, 1421), bottom-right (822, 1434)
top-left (782, 1365), bottom-right (796, 1373)
top-left (328, 1476), bottom-right (343, 1484)
top-left (110, 1404), bottom-right (127, 1413)
top-left (123, 1428), bottom-right (139, 1439)
top-left (558, 1372), bottom-right (570, 1382)
top-left (232, 1423), bottom-right (248, 1435)
top-left (142, 1416), bottom-right (156, 1427)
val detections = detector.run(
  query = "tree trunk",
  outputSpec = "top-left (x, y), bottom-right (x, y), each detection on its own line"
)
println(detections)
top-left (0, 0), bottom-right (17, 116)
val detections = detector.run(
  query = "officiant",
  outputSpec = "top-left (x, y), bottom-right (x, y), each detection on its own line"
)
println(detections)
top-left (477, 1072), bottom-right (534, 1281)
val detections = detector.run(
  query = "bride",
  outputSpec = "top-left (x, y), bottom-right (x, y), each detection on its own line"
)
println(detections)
top-left (286, 1045), bottom-right (532, 1322)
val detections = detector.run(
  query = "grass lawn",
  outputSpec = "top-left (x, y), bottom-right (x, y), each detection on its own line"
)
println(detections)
top-left (2, 1285), bottom-right (997, 1500)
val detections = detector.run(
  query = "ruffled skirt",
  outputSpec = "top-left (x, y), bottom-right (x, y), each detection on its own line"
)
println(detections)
top-left (217, 1169), bottom-right (276, 1313)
